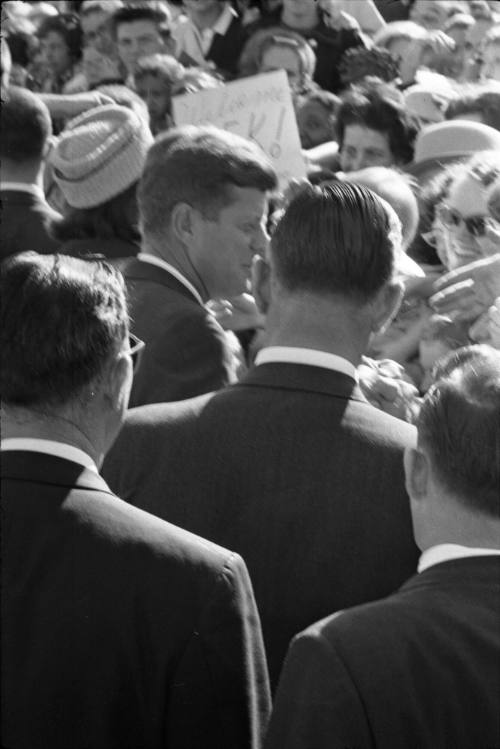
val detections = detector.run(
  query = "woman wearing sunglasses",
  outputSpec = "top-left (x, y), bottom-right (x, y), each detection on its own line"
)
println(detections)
top-left (434, 150), bottom-right (500, 271)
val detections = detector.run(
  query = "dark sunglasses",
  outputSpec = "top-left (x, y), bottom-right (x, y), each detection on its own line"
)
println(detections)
top-left (125, 333), bottom-right (145, 373)
top-left (438, 205), bottom-right (490, 238)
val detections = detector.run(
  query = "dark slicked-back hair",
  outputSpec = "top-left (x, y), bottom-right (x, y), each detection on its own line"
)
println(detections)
top-left (337, 78), bottom-right (419, 165)
top-left (110, 2), bottom-right (171, 39)
top-left (1, 253), bottom-right (128, 409)
top-left (0, 86), bottom-right (52, 162)
top-left (418, 345), bottom-right (500, 518)
top-left (138, 125), bottom-right (278, 241)
top-left (270, 181), bottom-right (399, 300)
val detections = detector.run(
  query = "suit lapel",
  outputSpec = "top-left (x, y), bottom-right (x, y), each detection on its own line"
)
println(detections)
top-left (237, 362), bottom-right (368, 403)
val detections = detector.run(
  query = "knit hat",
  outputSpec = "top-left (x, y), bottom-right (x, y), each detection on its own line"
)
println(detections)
top-left (51, 104), bottom-right (153, 209)
top-left (405, 120), bottom-right (500, 185)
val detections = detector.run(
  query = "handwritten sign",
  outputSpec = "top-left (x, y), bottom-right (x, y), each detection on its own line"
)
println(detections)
top-left (172, 70), bottom-right (306, 187)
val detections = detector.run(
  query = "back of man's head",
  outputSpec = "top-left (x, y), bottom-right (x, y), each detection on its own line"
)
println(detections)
top-left (0, 86), bottom-right (52, 164)
top-left (269, 181), bottom-right (400, 301)
top-left (417, 345), bottom-right (500, 518)
top-left (1, 252), bottom-right (128, 411)
top-left (138, 125), bottom-right (278, 245)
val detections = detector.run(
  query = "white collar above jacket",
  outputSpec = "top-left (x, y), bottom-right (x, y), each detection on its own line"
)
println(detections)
top-left (0, 182), bottom-right (46, 200)
top-left (1, 438), bottom-right (99, 474)
top-left (418, 543), bottom-right (500, 573)
top-left (174, 2), bottom-right (237, 61)
top-left (137, 253), bottom-right (204, 307)
top-left (255, 346), bottom-right (358, 382)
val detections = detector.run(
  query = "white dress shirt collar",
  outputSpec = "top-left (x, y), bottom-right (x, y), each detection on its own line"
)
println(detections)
top-left (1, 438), bottom-right (99, 473)
top-left (418, 543), bottom-right (500, 573)
top-left (175, 2), bottom-right (237, 61)
top-left (255, 346), bottom-right (358, 382)
top-left (0, 182), bottom-right (45, 200)
top-left (137, 253), bottom-right (204, 306)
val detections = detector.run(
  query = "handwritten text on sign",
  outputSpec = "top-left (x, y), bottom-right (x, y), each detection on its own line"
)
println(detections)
top-left (172, 70), bottom-right (306, 186)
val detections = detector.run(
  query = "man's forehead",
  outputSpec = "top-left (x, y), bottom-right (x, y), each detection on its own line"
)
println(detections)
top-left (117, 19), bottom-right (160, 39)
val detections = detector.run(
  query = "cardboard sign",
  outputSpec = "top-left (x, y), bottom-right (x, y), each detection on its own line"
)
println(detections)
top-left (172, 70), bottom-right (306, 187)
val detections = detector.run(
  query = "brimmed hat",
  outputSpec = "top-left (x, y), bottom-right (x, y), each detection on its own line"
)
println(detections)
top-left (405, 120), bottom-right (500, 185)
top-left (403, 82), bottom-right (454, 124)
top-left (51, 104), bottom-right (153, 209)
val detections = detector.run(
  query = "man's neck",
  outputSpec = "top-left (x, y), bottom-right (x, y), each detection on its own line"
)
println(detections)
top-left (2, 409), bottom-right (104, 469)
top-left (143, 244), bottom-right (209, 302)
top-left (263, 296), bottom-right (369, 367)
top-left (190, 2), bottom-right (225, 31)
top-left (1, 162), bottom-right (43, 188)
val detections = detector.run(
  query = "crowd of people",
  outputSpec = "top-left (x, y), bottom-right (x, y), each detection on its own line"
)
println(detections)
top-left (1, 1), bottom-right (500, 748)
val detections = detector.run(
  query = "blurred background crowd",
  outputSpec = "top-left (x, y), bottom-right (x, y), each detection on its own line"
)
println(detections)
top-left (1, 0), bottom-right (500, 414)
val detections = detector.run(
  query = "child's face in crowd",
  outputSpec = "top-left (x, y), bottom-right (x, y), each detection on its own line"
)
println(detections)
top-left (135, 73), bottom-right (171, 121)
top-left (296, 99), bottom-right (336, 149)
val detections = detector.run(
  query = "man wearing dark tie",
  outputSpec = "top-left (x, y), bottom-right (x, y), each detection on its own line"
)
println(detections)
top-left (104, 182), bottom-right (420, 687)
top-left (1, 252), bottom-right (270, 749)
top-left (266, 344), bottom-right (500, 749)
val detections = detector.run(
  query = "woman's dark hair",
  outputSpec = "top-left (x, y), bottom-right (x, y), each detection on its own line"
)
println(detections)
top-left (37, 14), bottom-right (83, 62)
top-left (50, 182), bottom-right (141, 245)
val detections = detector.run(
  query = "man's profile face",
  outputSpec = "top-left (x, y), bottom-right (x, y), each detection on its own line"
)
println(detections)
top-left (192, 186), bottom-right (269, 299)
top-left (116, 19), bottom-right (164, 74)
top-left (340, 124), bottom-right (395, 172)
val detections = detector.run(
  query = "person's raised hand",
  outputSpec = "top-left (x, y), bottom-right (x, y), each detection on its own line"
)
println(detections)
top-left (430, 254), bottom-right (500, 322)
top-left (208, 294), bottom-right (265, 332)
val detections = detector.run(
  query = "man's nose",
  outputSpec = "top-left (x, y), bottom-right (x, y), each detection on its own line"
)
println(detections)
top-left (251, 224), bottom-right (270, 254)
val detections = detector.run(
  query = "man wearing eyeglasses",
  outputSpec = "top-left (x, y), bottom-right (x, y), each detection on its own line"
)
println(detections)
top-left (0, 252), bottom-right (271, 749)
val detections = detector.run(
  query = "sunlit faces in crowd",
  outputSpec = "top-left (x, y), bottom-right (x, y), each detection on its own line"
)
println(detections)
top-left (296, 91), bottom-right (339, 149)
top-left (258, 34), bottom-right (316, 92)
top-left (134, 55), bottom-right (184, 133)
top-left (339, 125), bottom-right (395, 171)
top-left (40, 30), bottom-right (73, 76)
top-left (135, 73), bottom-right (171, 123)
top-left (482, 32), bottom-right (500, 80)
top-left (114, 13), bottom-right (171, 75)
top-left (410, 0), bottom-right (453, 30)
top-left (437, 162), bottom-right (500, 270)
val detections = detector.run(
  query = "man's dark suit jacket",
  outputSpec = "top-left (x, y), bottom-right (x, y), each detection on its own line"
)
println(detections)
top-left (103, 362), bottom-right (420, 687)
top-left (122, 257), bottom-right (237, 407)
top-left (1, 188), bottom-right (62, 260)
top-left (208, 15), bottom-right (249, 78)
top-left (266, 556), bottom-right (500, 748)
top-left (1, 450), bottom-right (270, 749)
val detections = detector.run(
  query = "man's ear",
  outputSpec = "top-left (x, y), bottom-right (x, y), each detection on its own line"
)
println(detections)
top-left (371, 279), bottom-right (404, 334)
top-left (170, 202), bottom-right (196, 245)
top-left (404, 446), bottom-right (430, 503)
top-left (104, 352), bottom-right (133, 412)
top-left (252, 254), bottom-right (272, 315)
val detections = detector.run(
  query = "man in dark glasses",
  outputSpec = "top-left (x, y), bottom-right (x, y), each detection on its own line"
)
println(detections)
top-left (1, 251), bottom-right (270, 749)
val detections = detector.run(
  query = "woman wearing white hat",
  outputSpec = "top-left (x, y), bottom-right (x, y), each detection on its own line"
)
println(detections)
top-left (48, 103), bottom-right (153, 260)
